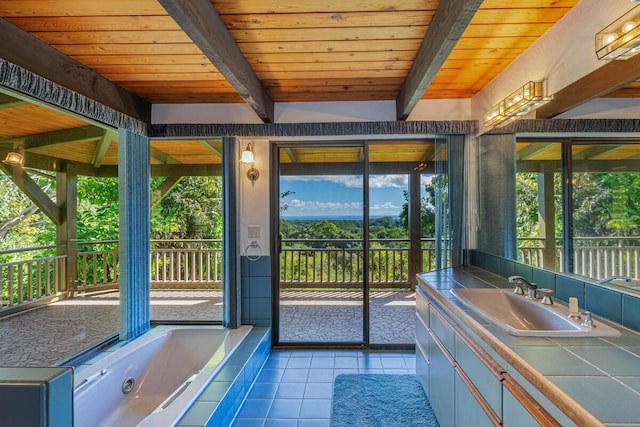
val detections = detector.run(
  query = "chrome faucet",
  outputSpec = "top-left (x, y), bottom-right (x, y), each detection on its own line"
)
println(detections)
top-left (508, 276), bottom-right (538, 299)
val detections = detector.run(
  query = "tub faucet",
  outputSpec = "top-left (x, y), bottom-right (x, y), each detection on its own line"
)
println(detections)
top-left (508, 276), bottom-right (537, 299)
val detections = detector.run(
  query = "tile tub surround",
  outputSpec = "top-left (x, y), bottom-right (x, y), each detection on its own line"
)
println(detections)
top-left (176, 327), bottom-right (271, 427)
top-left (419, 268), bottom-right (640, 426)
top-left (75, 326), bottom-right (271, 427)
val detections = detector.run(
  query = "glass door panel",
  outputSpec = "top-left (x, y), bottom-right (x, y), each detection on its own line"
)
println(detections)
top-left (277, 144), bottom-right (364, 344)
top-left (368, 141), bottom-right (433, 346)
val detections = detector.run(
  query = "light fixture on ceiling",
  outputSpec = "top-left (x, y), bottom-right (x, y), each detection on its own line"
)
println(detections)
top-left (596, 5), bottom-right (640, 60)
top-left (2, 146), bottom-right (24, 167)
top-left (240, 143), bottom-right (259, 185)
top-left (483, 81), bottom-right (552, 129)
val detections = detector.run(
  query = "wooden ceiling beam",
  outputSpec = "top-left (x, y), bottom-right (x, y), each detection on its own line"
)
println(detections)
top-left (0, 125), bottom-right (106, 150)
top-left (151, 177), bottom-right (183, 209)
top-left (150, 147), bottom-right (179, 165)
top-left (92, 129), bottom-right (117, 168)
top-left (395, 0), bottom-right (483, 120)
top-left (516, 143), bottom-right (557, 160)
top-left (158, 0), bottom-right (274, 123)
top-left (536, 53), bottom-right (640, 119)
top-left (0, 18), bottom-right (150, 123)
top-left (0, 163), bottom-right (62, 225)
top-left (200, 140), bottom-right (223, 158)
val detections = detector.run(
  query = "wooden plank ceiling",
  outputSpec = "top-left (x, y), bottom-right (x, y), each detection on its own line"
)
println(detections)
top-left (0, 0), bottom-right (582, 105)
top-left (3, 0), bottom-right (640, 173)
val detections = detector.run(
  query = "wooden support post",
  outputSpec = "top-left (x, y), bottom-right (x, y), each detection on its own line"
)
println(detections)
top-left (118, 129), bottom-right (150, 341)
top-left (56, 164), bottom-right (77, 296)
top-left (409, 170), bottom-right (423, 288)
top-left (538, 168), bottom-right (557, 271)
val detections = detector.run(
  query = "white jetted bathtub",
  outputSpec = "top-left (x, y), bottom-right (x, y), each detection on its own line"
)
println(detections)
top-left (74, 325), bottom-right (252, 427)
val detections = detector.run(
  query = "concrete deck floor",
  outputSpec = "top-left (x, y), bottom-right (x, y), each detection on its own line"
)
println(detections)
top-left (0, 290), bottom-right (414, 367)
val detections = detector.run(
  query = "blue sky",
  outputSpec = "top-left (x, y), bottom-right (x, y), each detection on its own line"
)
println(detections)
top-left (280, 175), bottom-right (411, 218)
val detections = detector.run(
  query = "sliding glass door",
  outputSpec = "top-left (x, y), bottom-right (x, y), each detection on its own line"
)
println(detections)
top-left (273, 140), bottom-right (436, 347)
top-left (276, 144), bottom-right (365, 344)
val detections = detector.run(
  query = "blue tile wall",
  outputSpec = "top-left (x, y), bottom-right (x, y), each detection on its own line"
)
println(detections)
top-left (469, 250), bottom-right (640, 333)
top-left (241, 256), bottom-right (272, 327)
top-left (531, 268), bottom-right (556, 294)
top-left (623, 295), bottom-right (640, 332)
top-left (498, 257), bottom-right (516, 278)
top-left (555, 276), bottom-right (586, 308)
top-left (177, 327), bottom-right (271, 427)
top-left (586, 284), bottom-right (622, 324)
top-left (513, 262), bottom-right (534, 283)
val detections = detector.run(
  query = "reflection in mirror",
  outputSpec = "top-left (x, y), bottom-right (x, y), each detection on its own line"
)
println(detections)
top-left (571, 142), bottom-right (640, 291)
top-left (515, 140), bottom-right (563, 272)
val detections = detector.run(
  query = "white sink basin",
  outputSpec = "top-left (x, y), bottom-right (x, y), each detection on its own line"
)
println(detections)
top-left (450, 288), bottom-right (620, 337)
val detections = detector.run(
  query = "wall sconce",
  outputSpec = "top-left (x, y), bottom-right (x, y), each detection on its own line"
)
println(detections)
top-left (240, 143), bottom-right (259, 185)
top-left (596, 5), bottom-right (640, 60)
top-left (483, 81), bottom-right (552, 129)
top-left (2, 146), bottom-right (24, 167)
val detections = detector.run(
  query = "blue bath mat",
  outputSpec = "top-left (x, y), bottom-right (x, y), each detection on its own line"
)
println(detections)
top-left (331, 374), bottom-right (439, 427)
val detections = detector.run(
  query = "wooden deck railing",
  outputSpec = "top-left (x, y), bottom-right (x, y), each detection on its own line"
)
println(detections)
top-left (0, 245), bottom-right (65, 312)
top-left (2, 236), bottom-right (639, 313)
top-left (518, 236), bottom-right (640, 281)
top-left (280, 238), bottom-right (437, 289)
top-left (75, 240), bottom-right (223, 292)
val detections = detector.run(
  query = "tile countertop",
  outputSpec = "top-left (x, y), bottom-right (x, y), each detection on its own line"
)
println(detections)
top-left (417, 266), bottom-right (640, 427)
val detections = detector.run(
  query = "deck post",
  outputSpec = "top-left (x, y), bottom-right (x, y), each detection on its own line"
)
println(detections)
top-left (538, 167), bottom-right (557, 270)
top-left (408, 169), bottom-right (422, 287)
top-left (118, 128), bottom-right (150, 340)
top-left (56, 163), bottom-right (77, 295)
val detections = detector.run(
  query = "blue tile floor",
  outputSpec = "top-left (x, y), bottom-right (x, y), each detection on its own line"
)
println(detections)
top-left (231, 349), bottom-right (416, 427)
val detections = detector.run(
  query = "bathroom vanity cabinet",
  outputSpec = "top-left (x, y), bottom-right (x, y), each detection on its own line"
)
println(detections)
top-left (415, 269), bottom-right (616, 427)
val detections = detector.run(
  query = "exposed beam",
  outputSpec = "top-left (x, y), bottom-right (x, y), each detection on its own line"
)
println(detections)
top-left (536, 53), bottom-right (640, 119)
top-left (573, 145), bottom-right (624, 160)
top-left (0, 126), bottom-right (105, 150)
top-left (158, 0), bottom-right (274, 123)
top-left (200, 140), bottom-right (223, 159)
top-left (0, 18), bottom-right (150, 123)
top-left (92, 129), bottom-right (117, 168)
top-left (395, 0), bottom-right (483, 120)
top-left (151, 177), bottom-right (183, 209)
top-left (150, 147), bottom-right (179, 165)
top-left (516, 143), bottom-right (557, 160)
top-left (283, 148), bottom-right (298, 163)
top-left (0, 93), bottom-right (28, 110)
top-left (0, 163), bottom-right (62, 225)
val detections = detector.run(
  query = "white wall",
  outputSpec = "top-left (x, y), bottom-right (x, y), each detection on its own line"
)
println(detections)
top-left (557, 98), bottom-right (640, 119)
top-left (153, 99), bottom-right (473, 124)
top-left (407, 98), bottom-right (472, 121)
top-left (238, 139), bottom-right (271, 257)
top-left (152, 103), bottom-right (262, 123)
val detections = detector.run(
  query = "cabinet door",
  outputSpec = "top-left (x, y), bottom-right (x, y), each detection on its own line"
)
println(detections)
top-left (454, 334), bottom-right (503, 418)
top-left (416, 313), bottom-right (430, 395)
top-left (454, 371), bottom-right (494, 427)
top-left (428, 332), bottom-right (455, 427)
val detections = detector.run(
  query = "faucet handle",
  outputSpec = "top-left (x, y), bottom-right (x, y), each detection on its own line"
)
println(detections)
top-left (581, 311), bottom-right (595, 328)
top-left (538, 288), bottom-right (554, 305)
top-left (513, 283), bottom-right (524, 295)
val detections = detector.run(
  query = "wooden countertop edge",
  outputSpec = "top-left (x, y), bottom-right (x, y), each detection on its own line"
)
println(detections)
top-left (417, 275), bottom-right (605, 427)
